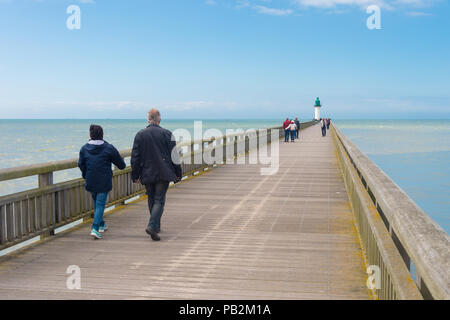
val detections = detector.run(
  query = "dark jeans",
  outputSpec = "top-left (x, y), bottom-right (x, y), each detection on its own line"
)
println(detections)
top-left (326, 124), bottom-right (330, 130)
top-left (321, 126), bottom-right (327, 137)
top-left (290, 130), bottom-right (296, 141)
top-left (295, 129), bottom-right (299, 139)
top-left (145, 181), bottom-right (169, 231)
top-left (91, 192), bottom-right (108, 231)
top-left (284, 129), bottom-right (290, 142)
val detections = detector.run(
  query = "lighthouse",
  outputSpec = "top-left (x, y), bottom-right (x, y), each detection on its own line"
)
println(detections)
top-left (314, 97), bottom-right (321, 120)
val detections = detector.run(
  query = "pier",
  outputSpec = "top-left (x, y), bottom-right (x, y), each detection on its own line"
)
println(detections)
top-left (0, 122), bottom-right (448, 300)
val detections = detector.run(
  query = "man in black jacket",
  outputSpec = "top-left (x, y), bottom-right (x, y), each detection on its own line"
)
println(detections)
top-left (78, 125), bottom-right (126, 239)
top-left (131, 108), bottom-right (182, 241)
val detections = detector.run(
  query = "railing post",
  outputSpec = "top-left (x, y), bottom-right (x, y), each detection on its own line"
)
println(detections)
top-left (208, 138), bottom-right (215, 166)
top-left (38, 172), bottom-right (53, 188)
top-left (245, 134), bottom-right (250, 154)
top-left (222, 136), bottom-right (227, 164)
top-left (235, 135), bottom-right (239, 157)
top-left (190, 142), bottom-right (195, 172)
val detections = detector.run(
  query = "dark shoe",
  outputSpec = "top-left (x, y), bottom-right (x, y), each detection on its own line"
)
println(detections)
top-left (145, 228), bottom-right (160, 241)
top-left (155, 229), bottom-right (161, 233)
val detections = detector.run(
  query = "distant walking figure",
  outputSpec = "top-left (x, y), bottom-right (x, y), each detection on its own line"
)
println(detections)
top-left (78, 125), bottom-right (126, 240)
top-left (283, 118), bottom-right (291, 142)
top-left (294, 117), bottom-right (300, 139)
top-left (326, 118), bottom-right (330, 130)
top-left (286, 120), bottom-right (297, 142)
top-left (131, 108), bottom-right (182, 241)
top-left (320, 118), bottom-right (327, 137)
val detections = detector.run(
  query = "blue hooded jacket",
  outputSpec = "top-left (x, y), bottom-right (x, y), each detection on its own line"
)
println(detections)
top-left (78, 141), bottom-right (126, 193)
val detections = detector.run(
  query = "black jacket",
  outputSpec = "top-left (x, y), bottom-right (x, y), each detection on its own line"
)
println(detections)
top-left (78, 141), bottom-right (126, 193)
top-left (131, 124), bottom-right (182, 185)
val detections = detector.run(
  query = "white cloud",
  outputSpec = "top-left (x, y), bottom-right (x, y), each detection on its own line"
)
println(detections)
top-left (253, 5), bottom-right (293, 15)
top-left (202, 0), bottom-right (444, 15)
top-left (235, 0), bottom-right (251, 9)
top-left (395, 0), bottom-right (431, 6)
top-left (0, 0), bottom-right (96, 3)
top-left (52, 100), bottom-right (241, 113)
top-left (293, 0), bottom-right (442, 9)
top-left (293, 0), bottom-right (391, 9)
top-left (161, 101), bottom-right (239, 111)
top-left (405, 10), bottom-right (433, 15)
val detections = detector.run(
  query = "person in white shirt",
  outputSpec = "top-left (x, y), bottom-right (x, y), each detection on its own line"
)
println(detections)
top-left (286, 120), bottom-right (297, 142)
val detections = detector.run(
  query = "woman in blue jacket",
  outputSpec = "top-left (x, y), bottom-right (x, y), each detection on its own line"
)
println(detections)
top-left (78, 125), bottom-right (126, 239)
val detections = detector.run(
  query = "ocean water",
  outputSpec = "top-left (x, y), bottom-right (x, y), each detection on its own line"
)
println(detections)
top-left (0, 119), bottom-right (448, 233)
top-left (0, 119), bottom-right (281, 196)
top-left (334, 120), bottom-right (450, 233)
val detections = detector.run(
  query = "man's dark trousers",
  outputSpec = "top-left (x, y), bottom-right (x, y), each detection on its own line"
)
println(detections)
top-left (145, 181), bottom-right (169, 231)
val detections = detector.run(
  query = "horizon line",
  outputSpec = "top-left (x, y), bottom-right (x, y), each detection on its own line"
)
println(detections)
top-left (0, 118), bottom-right (449, 121)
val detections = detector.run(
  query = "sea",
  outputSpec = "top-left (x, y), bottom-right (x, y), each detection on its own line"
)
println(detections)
top-left (0, 119), bottom-right (448, 233)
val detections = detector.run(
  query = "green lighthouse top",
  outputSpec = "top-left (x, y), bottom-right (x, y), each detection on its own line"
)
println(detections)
top-left (314, 97), bottom-right (321, 107)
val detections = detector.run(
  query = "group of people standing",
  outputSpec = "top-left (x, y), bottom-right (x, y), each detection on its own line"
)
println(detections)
top-left (78, 108), bottom-right (181, 241)
top-left (283, 117), bottom-right (301, 142)
top-left (320, 118), bottom-right (331, 137)
top-left (282, 117), bottom-right (332, 141)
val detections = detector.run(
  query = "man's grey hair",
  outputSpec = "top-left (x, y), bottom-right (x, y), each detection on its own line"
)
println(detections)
top-left (147, 108), bottom-right (161, 124)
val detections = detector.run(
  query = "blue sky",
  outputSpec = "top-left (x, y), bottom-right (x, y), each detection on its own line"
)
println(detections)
top-left (0, 0), bottom-right (449, 119)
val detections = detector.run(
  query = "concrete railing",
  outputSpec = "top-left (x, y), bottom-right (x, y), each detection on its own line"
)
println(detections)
top-left (331, 124), bottom-right (449, 300)
top-left (0, 121), bottom-right (315, 252)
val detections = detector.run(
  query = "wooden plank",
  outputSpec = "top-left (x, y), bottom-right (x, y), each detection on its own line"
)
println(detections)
top-left (0, 205), bottom-right (6, 245)
top-left (21, 198), bottom-right (29, 235)
top-left (73, 186), bottom-right (79, 217)
top-left (126, 172), bottom-right (131, 197)
top-left (13, 201), bottom-right (21, 240)
top-left (40, 194), bottom-right (47, 230)
top-left (28, 197), bottom-right (36, 233)
top-left (49, 193), bottom-right (55, 227)
top-left (56, 191), bottom-right (63, 224)
top-left (70, 188), bottom-right (75, 218)
top-left (64, 189), bottom-right (70, 221)
top-left (86, 190), bottom-right (93, 212)
top-left (5, 204), bottom-right (14, 242)
top-left (82, 189), bottom-right (88, 213)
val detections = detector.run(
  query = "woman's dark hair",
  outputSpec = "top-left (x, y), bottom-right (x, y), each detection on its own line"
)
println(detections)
top-left (89, 124), bottom-right (103, 140)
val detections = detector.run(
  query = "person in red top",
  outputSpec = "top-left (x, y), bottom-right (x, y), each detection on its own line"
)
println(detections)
top-left (283, 118), bottom-right (291, 142)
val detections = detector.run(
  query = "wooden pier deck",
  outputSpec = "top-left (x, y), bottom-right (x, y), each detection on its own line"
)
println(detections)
top-left (0, 125), bottom-right (370, 300)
